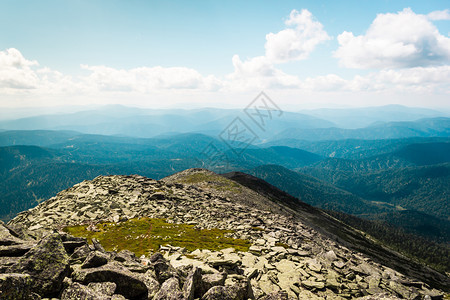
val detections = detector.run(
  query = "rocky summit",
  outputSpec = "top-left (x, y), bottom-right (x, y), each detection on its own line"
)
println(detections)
top-left (1, 168), bottom-right (449, 299)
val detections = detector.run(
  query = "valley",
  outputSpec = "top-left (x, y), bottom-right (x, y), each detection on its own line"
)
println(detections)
top-left (1, 105), bottom-right (449, 298)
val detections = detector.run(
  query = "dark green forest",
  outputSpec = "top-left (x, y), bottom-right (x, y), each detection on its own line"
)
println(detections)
top-left (327, 210), bottom-right (450, 274)
top-left (1, 128), bottom-right (449, 276)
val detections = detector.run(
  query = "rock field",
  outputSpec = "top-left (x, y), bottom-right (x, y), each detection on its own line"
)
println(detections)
top-left (1, 169), bottom-right (448, 299)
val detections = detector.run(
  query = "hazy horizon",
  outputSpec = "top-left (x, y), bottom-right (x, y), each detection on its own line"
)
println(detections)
top-left (0, 103), bottom-right (449, 122)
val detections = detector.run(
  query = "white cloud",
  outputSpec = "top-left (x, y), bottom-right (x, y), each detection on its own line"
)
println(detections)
top-left (335, 8), bottom-right (450, 69)
top-left (227, 55), bottom-right (301, 90)
top-left (0, 48), bottom-right (222, 97)
top-left (231, 55), bottom-right (274, 77)
top-left (0, 48), bottom-right (38, 68)
top-left (302, 74), bottom-right (347, 91)
top-left (2, 6), bottom-right (450, 112)
top-left (309, 66), bottom-right (450, 93)
top-left (265, 9), bottom-right (331, 63)
top-left (362, 65), bottom-right (450, 92)
top-left (228, 9), bottom-right (329, 90)
top-left (427, 9), bottom-right (450, 21)
top-left (0, 10), bottom-right (331, 99)
top-left (81, 65), bottom-right (222, 93)
top-left (0, 48), bottom-right (40, 89)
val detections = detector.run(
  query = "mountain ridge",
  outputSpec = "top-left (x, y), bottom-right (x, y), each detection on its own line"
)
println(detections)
top-left (3, 168), bottom-right (449, 299)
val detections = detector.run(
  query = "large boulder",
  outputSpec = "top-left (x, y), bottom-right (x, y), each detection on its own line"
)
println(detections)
top-left (150, 253), bottom-right (179, 283)
top-left (0, 257), bottom-right (20, 273)
top-left (87, 281), bottom-right (117, 296)
top-left (0, 221), bottom-right (35, 258)
top-left (182, 267), bottom-right (202, 300)
top-left (7, 233), bottom-right (70, 297)
top-left (81, 251), bottom-right (109, 269)
top-left (70, 244), bottom-right (92, 264)
top-left (202, 285), bottom-right (244, 300)
top-left (0, 273), bottom-right (40, 300)
top-left (61, 282), bottom-right (110, 300)
top-left (202, 278), bottom-right (253, 300)
top-left (153, 277), bottom-right (184, 300)
top-left (92, 238), bottom-right (106, 252)
top-left (60, 234), bottom-right (88, 255)
top-left (72, 261), bottom-right (148, 299)
top-left (0, 221), bottom-right (24, 246)
top-left (199, 272), bottom-right (227, 296)
top-left (135, 272), bottom-right (161, 300)
top-left (114, 250), bottom-right (148, 273)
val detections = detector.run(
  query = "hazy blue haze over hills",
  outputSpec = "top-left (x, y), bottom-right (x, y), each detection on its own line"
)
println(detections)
top-left (243, 164), bottom-right (450, 243)
top-left (262, 137), bottom-right (450, 159)
top-left (274, 118), bottom-right (450, 141)
top-left (0, 106), bottom-right (335, 139)
top-left (302, 162), bottom-right (450, 220)
top-left (0, 105), bottom-right (449, 247)
top-left (1, 105), bottom-right (448, 140)
top-left (299, 105), bottom-right (447, 128)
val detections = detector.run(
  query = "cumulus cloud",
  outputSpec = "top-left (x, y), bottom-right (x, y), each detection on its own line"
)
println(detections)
top-left (335, 8), bottom-right (450, 69)
top-left (227, 55), bottom-right (301, 90)
top-left (0, 48), bottom-right (40, 89)
top-left (81, 65), bottom-right (222, 92)
top-left (229, 9), bottom-right (329, 89)
top-left (0, 48), bottom-right (222, 96)
top-left (427, 9), bottom-right (450, 21)
top-left (265, 9), bottom-right (331, 63)
top-left (311, 66), bottom-right (450, 93)
top-left (0, 48), bottom-right (38, 68)
top-left (2, 7), bottom-right (450, 110)
top-left (361, 65), bottom-right (450, 92)
top-left (302, 74), bottom-right (347, 91)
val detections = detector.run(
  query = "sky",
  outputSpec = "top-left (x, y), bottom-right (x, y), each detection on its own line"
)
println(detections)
top-left (0, 0), bottom-right (450, 111)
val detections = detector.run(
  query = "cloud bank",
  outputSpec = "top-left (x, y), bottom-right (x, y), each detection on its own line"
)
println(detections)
top-left (335, 8), bottom-right (450, 69)
top-left (1, 8), bottom-right (449, 108)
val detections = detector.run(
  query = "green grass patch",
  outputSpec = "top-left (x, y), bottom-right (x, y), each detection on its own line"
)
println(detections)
top-left (251, 226), bottom-right (265, 231)
top-left (275, 242), bottom-right (289, 248)
top-left (179, 173), bottom-right (242, 193)
top-left (64, 217), bottom-right (250, 257)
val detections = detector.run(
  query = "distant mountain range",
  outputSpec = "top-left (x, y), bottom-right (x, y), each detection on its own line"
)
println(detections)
top-left (299, 104), bottom-right (447, 128)
top-left (262, 137), bottom-right (450, 159)
top-left (0, 105), bottom-right (335, 140)
top-left (273, 117), bottom-right (450, 141)
top-left (1, 104), bottom-right (449, 247)
top-left (246, 164), bottom-right (450, 243)
top-left (1, 105), bottom-right (448, 140)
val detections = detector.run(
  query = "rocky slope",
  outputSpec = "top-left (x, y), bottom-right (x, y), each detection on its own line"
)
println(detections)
top-left (1, 168), bottom-right (449, 299)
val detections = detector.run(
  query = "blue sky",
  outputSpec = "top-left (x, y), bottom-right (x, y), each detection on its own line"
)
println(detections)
top-left (1, 0), bottom-right (449, 109)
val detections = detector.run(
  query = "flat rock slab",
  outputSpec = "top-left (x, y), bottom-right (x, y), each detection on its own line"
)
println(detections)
top-left (87, 281), bottom-right (117, 296)
top-left (0, 222), bottom-right (24, 246)
top-left (0, 243), bottom-right (34, 257)
top-left (81, 251), bottom-right (109, 269)
top-left (72, 262), bottom-right (148, 299)
top-left (61, 282), bottom-right (110, 300)
top-left (202, 285), bottom-right (240, 300)
top-left (302, 280), bottom-right (325, 290)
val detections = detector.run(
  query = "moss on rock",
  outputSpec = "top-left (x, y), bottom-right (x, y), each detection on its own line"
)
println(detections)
top-left (64, 218), bottom-right (250, 257)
